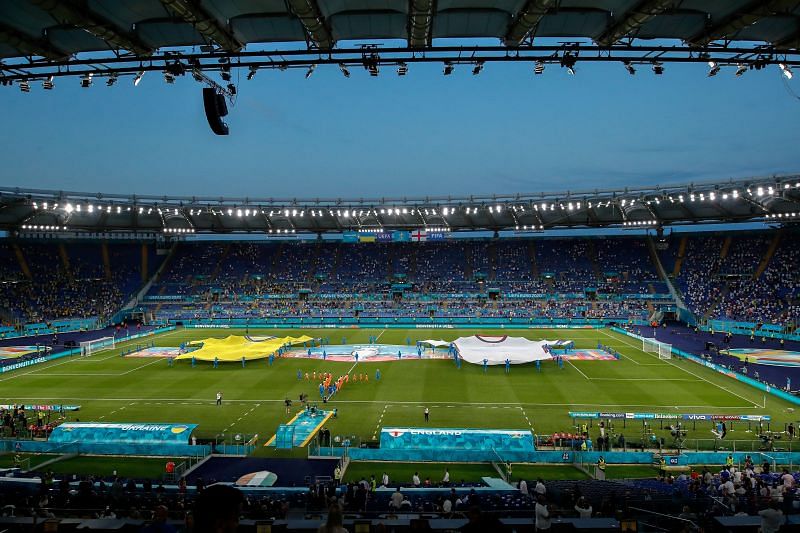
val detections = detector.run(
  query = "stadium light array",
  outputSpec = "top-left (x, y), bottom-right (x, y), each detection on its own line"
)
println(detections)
top-left (623, 220), bottom-right (658, 227)
top-left (43, 76), bottom-right (54, 90)
top-left (21, 224), bottom-right (67, 231)
top-left (163, 227), bottom-right (195, 233)
top-left (339, 63), bottom-right (350, 78)
top-left (707, 61), bottom-right (720, 77)
top-left (534, 61), bottom-right (545, 75)
top-left (443, 62), bottom-right (454, 76)
top-left (652, 62), bottom-right (664, 75)
top-left (397, 62), bottom-right (408, 76)
top-left (80, 73), bottom-right (92, 88)
top-left (473, 61), bottom-right (484, 75)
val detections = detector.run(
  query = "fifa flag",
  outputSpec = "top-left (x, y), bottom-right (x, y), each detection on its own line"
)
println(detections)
top-left (411, 230), bottom-right (427, 242)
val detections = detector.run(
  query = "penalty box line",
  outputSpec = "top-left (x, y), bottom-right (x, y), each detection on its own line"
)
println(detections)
top-left (601, 329), bottom-right (764, 408)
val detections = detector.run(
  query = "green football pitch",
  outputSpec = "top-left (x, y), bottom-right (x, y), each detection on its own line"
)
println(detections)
top-left (0, 327), bottom-right (793, 457)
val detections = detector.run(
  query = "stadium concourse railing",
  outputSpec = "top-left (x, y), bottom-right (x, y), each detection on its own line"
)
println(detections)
top-left (0, 325), bottom-right (176, 374)
top-left (701, 319), bottom-right (800, 342)
top-left (610, 327), bottom-right (800, 408)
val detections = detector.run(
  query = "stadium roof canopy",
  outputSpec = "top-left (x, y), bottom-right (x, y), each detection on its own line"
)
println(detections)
top-left (2, 174), bottom-right (800, 237)
top-left (1, 0), bottom-right (800, 85)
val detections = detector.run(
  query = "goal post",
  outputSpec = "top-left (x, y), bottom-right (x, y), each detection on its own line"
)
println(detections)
top-left (642, 337), bottom-right (672, 359)
top-left (78, 336), bottom-right (115, 356)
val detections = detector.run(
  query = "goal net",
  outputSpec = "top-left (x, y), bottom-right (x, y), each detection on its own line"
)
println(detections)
top-left (79, 336), bottom-right (115, 356)
top-left (643, 338), bottom-right (672, 360)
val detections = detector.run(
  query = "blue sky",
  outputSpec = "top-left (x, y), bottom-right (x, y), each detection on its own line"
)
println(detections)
top-left (0, 57), bottom-right (798, 198)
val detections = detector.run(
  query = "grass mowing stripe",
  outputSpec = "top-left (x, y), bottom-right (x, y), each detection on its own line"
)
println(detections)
top-left (601, 329), bottom-right (762, 408)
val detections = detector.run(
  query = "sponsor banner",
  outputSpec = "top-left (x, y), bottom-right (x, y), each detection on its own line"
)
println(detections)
top-left (569, 411), bottom-right (771, 422)
top-left (380, 427), bottom-right (535, 453)
top-left (0, 356), bottom-right (47, 373)
top-left (376, 232), bottom-right (393, 242)
top-left (49, 422), bottom-right (197, 445)
top-left (0, 404), bottom-right (80, 411)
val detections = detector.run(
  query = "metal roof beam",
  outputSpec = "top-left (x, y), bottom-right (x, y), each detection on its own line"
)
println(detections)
top-left (689, 0), bottom-right (800, 46)
top-left (596, 0), bottom-right (675, 47)
top-left (159, 0), bottom-right (243, 52)
top-left (286, 0), bottom-right (333, 50)
top-left (504, 0), bottom-right (557, 47)
top-left (27, 0), bottom-right (152, 56)
top-left (409, 0), bottom-right (434, 48)
top-left (0, 22), bottom-right (66, 60)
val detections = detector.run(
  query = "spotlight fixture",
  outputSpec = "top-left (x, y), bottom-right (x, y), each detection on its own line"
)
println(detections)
top-left (133, 71), bottom-right (145, 86)
top-left (18, 80), bottom-right (30, 93)
top-left (779, 63), bottom-right (793, 80)
top-left (560, 52), bottom-right (577, 75)
top-left (106, 73), bottom-right (118, 86)
top-left (42, 76), bottom-right (54, 90)
top-left (397, 62), bottom-right (408, 76)
top-left (305, 64), bottom-right (316, 79)
top-left (534, 60), bottom-right (545, 75)
top-left (707, 61), bottom-right (720, 77)
top-left (735, 64), bottom-right (747, 77)
top-left (623, 61), bottom-right (636, 75)
top-left (164, 72), bottom-right (175, 84)
top-left (220, 66), bottom-right (231, 81)
top-left (246, 66), bottom-right (257, 80)
top-left (472, 61), bottom-right (484, 75)
top-left (339, 63), bottom-right (350, 78)
top-left (443, 61), bottom-right (454, 76)
top-left (80, 73), bottom-right (93, 87)
top-left (367, 61), bottom-right (379, 77)
top-left (651, 62), bottom-right (664, 75)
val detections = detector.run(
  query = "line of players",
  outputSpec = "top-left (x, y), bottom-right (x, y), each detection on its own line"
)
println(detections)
top-left (296, 369), bottom-right (382, 401)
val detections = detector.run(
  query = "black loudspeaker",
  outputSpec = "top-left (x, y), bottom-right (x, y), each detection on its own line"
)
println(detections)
top-left (202, 87), bottom-right (229, 135)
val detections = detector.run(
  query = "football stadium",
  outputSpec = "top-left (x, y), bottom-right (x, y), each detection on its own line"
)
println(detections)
top-left (2, 1), bottom-right (800, 532)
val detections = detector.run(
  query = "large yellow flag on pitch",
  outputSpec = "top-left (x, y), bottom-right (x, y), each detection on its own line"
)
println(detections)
top-left (175, 335), bottom-right (313, 362)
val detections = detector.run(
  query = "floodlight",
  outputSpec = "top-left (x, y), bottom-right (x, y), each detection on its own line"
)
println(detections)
top-left (651, 62), bottom-right (664, 75)
top-left (305, 64), bottom-right (316, 79)
top-left (163, 72), bottom-right (175, 84)
top-left (623, 61), bottom-right (635, 75)
top-left (80, 73), bottom-right (93, 87)
top-left (779, 63), bottom-right (793, 80)
top-left (707, 61), bottom-right (720, 77)
top-left (397, 62), bottom-right (408, 76)
top-left (443, 62), bottom-right (454, 76)
top-left (735, 64), bottom-right (747, 77)
top-left (339, 63), bottom-right (350, 78)
top-left (19, 80), bottom-right (30, 93)
top-left (472, 61), bottom-right (484, 75)
top-left (247, 66), bottom-right (257, 80)
top-left (534, 61), bottom-right (545, 75)
top-left (43, 76), bottom-right (54, 90)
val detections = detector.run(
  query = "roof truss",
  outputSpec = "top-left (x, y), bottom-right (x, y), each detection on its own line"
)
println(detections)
top-left (28, 0), bottom-right (152, 56)
top-left (158, 0), bottom-right (243, 52)
top-left (409, 0), bottom-right (434, 48)
top-left (689, 0), bottom-right (800, 46)
top-left (285, 0), bottom-right (333, 50)
top-left (504, 0), bottom-right (557, 46)
top-left (596, 0), bottom-right (675, 47)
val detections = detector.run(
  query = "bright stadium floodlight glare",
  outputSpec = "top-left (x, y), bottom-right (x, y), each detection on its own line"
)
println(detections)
top-left (534, 60), bottom-right (545, 75)
top-left (623, 61), bottom-right (636, 75)
top-left (780, 63), bottom-right (793, 79)
top-left (339, 63), bottom-right (350, 78)
top-left (305, 64), bottom-right (316, 79)
top-left (707, 61), bottom-right (720, 77)
top-left (80, 73), bottom-right (92, 88)
top-left (133, 71), bottom-right (145, 86)
top-left (735, 64), bottom-right (747, 77)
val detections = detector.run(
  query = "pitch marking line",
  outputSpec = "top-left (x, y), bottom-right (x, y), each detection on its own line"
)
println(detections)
top-left (602, 329), bottom-right (763, 408)
top-left (566, 359), bottom-right (590, 380)
top-left (375, 329), bottom-right (386, 342)
top-left (0, 329), bottom-right (184, 382)
top-left (0, 396), bottom-right (759, 409)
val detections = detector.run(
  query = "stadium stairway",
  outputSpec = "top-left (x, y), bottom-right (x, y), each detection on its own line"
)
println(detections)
top-left (754, 230), bottom-right (783, 280)
top-left (672, 235), bottom-right (688, 277)
top-left (11, 243), bottom-right (32, 280)
top-left (527, 241), bottom-right (538, 278)
top-left (57, 243), bottom-right (73, 283)
top-left (101, 242), bottom-right (112, 280)
top-left (587, 241), bottom-right (603, 281)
